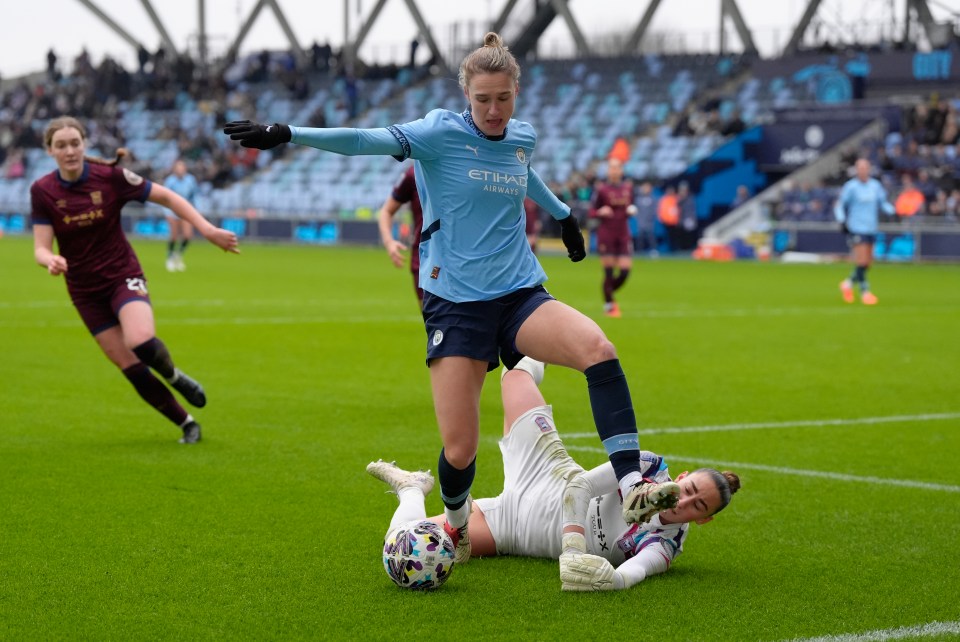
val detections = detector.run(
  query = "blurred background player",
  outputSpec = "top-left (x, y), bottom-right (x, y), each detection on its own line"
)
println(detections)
top-left (162, 159), bottom-right (199, 272)
top-left (31, 116), bottom-right (239, 444)
top-left (834, 158), bottom-right (895, 305)
top-left (368, 357), bottom-right (739, 591)
top-left (523, 196), bottom-right (542, 254)
top-left (376, 164), bottom-right (423, 305)
top-left (226, 32), bottom-right (664, 568)
top-left (634, 180), bottom-right (658, 257)
top-left (589, 158), bottom-right (636, 317)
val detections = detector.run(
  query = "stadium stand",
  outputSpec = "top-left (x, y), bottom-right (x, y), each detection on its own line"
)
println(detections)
top-left (3, 20), bottom-right (959, 259)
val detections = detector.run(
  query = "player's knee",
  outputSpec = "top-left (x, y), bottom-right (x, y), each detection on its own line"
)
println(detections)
top-left (442, 444), bottom-right (478, 469)
top-left (579, 334), bottom-right (618, 368)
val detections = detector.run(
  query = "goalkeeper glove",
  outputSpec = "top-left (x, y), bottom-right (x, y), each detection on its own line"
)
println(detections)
top-left (223, 120), bottom-right (292, 150)
top-left (558, 214), bottom-right (586, 262)
top-left (559, 552), bottom-right (623, 591)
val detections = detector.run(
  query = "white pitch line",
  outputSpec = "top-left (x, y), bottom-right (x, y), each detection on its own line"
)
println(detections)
top-left (563, 446), bottom-right (960, 493)
top-left (783, 620), bottom-right (960, 642)
top-left (563, 412), bottom-right (960, 440)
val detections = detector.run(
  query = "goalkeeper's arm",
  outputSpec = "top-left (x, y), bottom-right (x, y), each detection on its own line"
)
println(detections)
top-left (560, 542), bottom-right (672, 591)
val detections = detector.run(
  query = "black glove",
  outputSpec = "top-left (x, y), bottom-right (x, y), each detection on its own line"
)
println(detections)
top-left (840, 220), bottom-right (850, 235)
top-left (223, 120), bottom-right (292, 150)
top-left (559, 214), bottom-right (586, 262)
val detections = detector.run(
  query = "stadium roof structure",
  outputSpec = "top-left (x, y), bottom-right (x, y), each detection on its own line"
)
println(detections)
top-left (70, 0), bottom-right (956, 71)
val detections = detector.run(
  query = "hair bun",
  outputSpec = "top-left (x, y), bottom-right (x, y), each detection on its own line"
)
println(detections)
top-left (722, 471), bottom-right (741, 495)
top-left (483, 32), bottom-right (503, 48)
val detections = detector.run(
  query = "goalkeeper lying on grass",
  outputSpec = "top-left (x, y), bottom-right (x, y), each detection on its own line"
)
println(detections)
top-left (368, 357), bottom-right (741, 591)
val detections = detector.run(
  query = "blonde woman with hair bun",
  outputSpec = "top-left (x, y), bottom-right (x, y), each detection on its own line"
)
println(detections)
top-left (226, 32), bottom-right (677, 573)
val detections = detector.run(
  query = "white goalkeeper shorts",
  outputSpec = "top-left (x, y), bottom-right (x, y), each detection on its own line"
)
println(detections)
top-left (474, 405), bottom-right (584, 559)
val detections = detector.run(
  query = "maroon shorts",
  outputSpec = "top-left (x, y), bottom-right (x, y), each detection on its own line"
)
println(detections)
top-left (69, 276), bottom-right (151, 335)
top-left (596, 234), bottom-right (632, 257)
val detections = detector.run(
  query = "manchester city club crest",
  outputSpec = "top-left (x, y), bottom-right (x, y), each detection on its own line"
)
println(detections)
top-left (516, 147), bottom-right (526, 164)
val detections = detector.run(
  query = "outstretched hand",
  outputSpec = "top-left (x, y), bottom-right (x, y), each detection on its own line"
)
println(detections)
top-left (559, 552), bottom-right (621, 591)
top-left (204, 227), bottom-right (241, 254)
top-left (223, 120), bottom-right (292, 150)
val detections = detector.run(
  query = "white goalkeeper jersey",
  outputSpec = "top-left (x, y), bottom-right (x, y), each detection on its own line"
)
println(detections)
top-left (583, 455), bottom-right (688, 578)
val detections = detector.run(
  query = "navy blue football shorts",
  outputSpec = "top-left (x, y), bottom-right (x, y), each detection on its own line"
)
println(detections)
top-left (847, 232), bottom-right (877, 247)
top-left (421, 285), bottom-right (555, 371)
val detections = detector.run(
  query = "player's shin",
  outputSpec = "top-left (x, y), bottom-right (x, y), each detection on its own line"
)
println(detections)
top-left (584, 359), bottom-right (642, 491)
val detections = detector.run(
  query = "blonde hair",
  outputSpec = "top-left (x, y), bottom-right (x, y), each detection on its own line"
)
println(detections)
top-left (44, 116), bottom-right (127, 167)
top-left (458, 32), bottom-right (521, 88)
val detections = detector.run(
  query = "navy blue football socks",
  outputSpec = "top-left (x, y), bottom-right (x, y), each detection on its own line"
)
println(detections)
top-left (438, 449), bottom-right (475, 511)
top-left (585, 359), bottom-right (641, 482)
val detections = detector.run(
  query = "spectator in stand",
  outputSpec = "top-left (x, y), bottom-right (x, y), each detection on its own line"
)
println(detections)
top-left (834, 158), bottom-right (895, 305)
top-left (731, 185), bottom-right (750, 209)
top-left (927, 189), bottom-right (949, 217)
top-left (657, 185), bottom-right (680, 252)
top-left (914, 168), bottom-right (938, 204)
top-left (894, 174), bottom-right (925, 218)
top-left (677, 181), bottom-right (698, 245)
top-left (634, 181), bottom-right (658, 256)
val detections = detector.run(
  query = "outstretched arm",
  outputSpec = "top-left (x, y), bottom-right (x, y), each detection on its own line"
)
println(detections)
top-left (148, 184), bottom-right (240, 254)
top-left (560, 539), bottom-right (671, 591)
top-left (224, 120), bottom-right (403, 157)
top-left (526, 167), bottom-right (571, 221)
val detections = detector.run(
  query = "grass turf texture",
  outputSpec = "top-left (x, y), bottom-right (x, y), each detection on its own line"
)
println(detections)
top-left (2, 235), bottom-right (958, 641)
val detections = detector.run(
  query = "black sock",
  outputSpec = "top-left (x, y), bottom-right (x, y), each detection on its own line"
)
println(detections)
top-left (179, 239), bottom-right (189, 253)
top-left (854, 265), bottom-right (867, 290)
top-left (603, 267), bottom-right (615, 303)
top-left (437, 449), bottom-right (475, 511)
top-left (167, 240), bottom-right (176, 256)
top-left (612, 268), bottom-right (630, 291)
top-left (122, 363), bottom-right (188, 425)
top-left (585, 359), bottom-right (641, 482)
top-left (132, 337), bottom-right (176, 379)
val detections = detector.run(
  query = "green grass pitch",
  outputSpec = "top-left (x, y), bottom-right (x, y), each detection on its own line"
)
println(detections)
top-left (2, 235), bottom-right (958, 641)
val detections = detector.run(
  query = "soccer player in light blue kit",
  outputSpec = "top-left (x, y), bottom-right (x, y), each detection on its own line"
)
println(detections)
top-left (224, 32), bottom-right (679, 567)
top-left (163, 159), bottom-right (200, 272)
top-left (834, 158), bottom-right (894, 305)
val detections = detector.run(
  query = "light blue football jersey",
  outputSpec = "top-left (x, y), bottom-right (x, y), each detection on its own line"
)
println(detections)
top-left (833, 177), bottom-right (894, 235)
top-left (164, 173), bottom-right (199, 204)
top-left (388, 109), bottom-right (566, 302)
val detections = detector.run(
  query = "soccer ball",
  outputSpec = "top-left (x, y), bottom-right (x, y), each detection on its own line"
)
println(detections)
top-left (382, 520), bottom-right (456, 589)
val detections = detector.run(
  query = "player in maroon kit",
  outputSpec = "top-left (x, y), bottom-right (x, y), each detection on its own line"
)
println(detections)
top-left (523, 197), bottom-right (542, 254)
top-left (376, 165), bottom-right (424, 305)
top-left (31, 116), bottom-right (240, 444)
top-left (589, 158), bottom-right (636, 318)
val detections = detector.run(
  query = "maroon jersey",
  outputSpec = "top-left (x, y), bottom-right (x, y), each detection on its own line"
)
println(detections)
top-left (590, 180), bottom-right (634, 240)
top-left (391, 166), bottom-right (424, 272)
top-left (523, 198), bottom-right (541, 236)
top-left (31, 162), bottom-right (152, 295)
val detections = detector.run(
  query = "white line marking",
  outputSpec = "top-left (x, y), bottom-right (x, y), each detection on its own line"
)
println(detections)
top-left (563, 413), bottom-right (960, 440)
top-left (783, 620), bottom-right (960, 642)
top-left (563, 446), bottom-right (960, 493)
